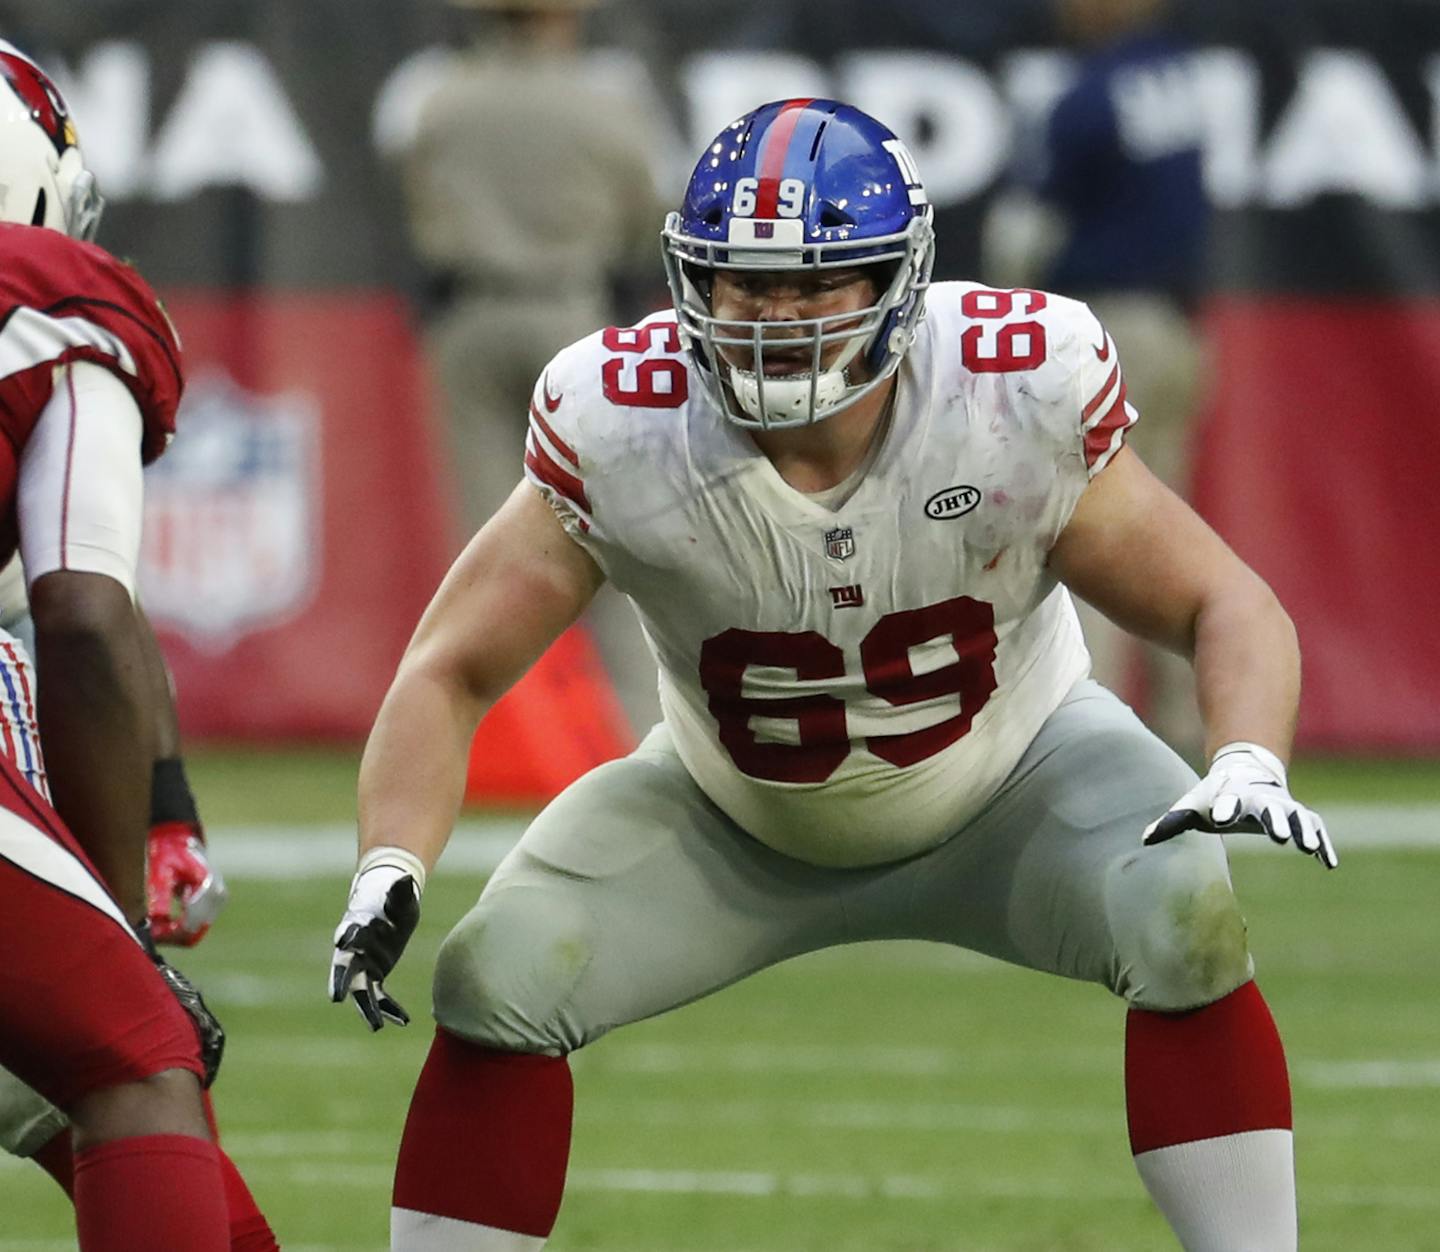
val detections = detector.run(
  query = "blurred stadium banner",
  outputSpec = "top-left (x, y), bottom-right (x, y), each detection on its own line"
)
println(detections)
top-left (19, 0), bottom-right (1440, 753)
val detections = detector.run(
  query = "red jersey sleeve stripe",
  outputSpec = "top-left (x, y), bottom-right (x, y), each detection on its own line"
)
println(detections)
top-left (1081, 362), bottom-right (1122, 423)
top-left (528, 400), bottom-right (579, 468)
top-left (525, 439), bottom-right (592, 517)
top-left (1084, 382), bottom-right (1134, 470)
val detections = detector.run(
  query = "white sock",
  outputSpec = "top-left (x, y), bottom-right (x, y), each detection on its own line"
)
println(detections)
top-left (1134, 1128), bottom-right (1297, 1251)
top-left (392, 1208), bottom-right (547, 1252)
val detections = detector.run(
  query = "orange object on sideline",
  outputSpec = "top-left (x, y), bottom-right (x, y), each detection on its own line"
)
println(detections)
top-left (464, 625), bottom-right (634, 806)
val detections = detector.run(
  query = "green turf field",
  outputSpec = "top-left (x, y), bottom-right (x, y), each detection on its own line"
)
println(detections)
top-left (2, 752), bottom-right (1437, 1251)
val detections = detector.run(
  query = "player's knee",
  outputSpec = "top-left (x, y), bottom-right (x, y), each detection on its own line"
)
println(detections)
top-left (432, 887), bottom-right (592, 1055)
top-left (1111, 845), bottom-right (1254, 1012)
top-left (67, 1067), bottom-right (210, 1149)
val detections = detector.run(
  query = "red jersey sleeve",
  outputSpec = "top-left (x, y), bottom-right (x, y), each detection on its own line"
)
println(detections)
top-left (0, 223), bottom-right (183, 466)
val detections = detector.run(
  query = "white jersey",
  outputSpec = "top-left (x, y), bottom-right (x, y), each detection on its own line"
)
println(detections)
top-left (524, 281), bottom-right (1136, 867)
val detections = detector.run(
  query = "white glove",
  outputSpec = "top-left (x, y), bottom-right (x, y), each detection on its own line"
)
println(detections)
top-left (329, 847), bottom-right (426, 1030)
top-left (1143, 742), bottom-right (1337, 870)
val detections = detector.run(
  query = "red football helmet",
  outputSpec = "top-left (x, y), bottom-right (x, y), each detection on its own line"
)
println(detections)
top-left (0, 40), bottom-right (104, 240)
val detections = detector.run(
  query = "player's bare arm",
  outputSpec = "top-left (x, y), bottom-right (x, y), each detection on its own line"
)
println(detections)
top-left (359, 480), bottom-right (604, 871)
top-left (331, 480), bottom-right (605, 1028)
top-left (29, 570), bottom-right (154, 919)
top-left (1050, 446), bottom-right (1335, 866)
top-left (1048, 444), bottom-right (1298, 756)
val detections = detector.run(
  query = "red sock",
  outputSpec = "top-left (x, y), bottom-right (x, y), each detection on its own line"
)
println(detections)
top-left (393, 1028), bottom-right (573, 1237)
top-left (201, 1090), bottom-right (281, 1251)
top-left (73, 1134), bottom-right (228, 1252)
top-left (1125, 980), bottom-right (1292, 1153)
top-left (31, 1128), bottom-right (75, 1198)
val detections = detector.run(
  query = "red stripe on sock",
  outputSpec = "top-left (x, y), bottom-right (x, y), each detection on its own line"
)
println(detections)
top-left (1126, 981), bottom-right (1292, 1155)
top-left (393, 1029), bottom-right (573, 1237)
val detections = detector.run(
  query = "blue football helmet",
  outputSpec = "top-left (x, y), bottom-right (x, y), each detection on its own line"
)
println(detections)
top-left (663, 98), bottom-right (934, 430)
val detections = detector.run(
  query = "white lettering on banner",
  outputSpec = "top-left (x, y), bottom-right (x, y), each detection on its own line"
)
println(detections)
top-left (996, 51), bottom-right (1076, 128)
top-left (52, 43), bottom-right (151, 197)
top-left (1190, 50), bottom-right (1262, 209)
top-left (40, 41), bottom-right (1440, 212)
top-left (682, 53), bottom-right (830, 152)
top-left (677, 48), bottom-right (1440, 212)
top-left (139, 371), bottom-right (320, 652)
top-left (844, 52), bottom-right (1010, 202)
top-left (1111, 61), bottom-right (1207, 160)
top-left (371, 47), bottom-right (458, 158)
top-left (147, 42), bottom-right (322, 201)
top-left (1263, 51), bottom-right (1431, 209)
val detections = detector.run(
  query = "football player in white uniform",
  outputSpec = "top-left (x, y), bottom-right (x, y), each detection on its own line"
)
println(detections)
top-left (331, 98), bottom-right (1335, 1251)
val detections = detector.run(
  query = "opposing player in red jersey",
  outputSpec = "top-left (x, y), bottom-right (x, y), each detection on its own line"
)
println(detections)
top-left (0, 40), bottom-right (277, 1250)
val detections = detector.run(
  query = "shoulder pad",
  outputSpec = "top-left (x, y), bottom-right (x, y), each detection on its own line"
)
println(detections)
top-left (0, 224), bottom-right (182, 462)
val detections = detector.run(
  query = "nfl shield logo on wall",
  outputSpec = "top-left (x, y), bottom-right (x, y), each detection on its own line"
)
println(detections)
top-left (824, 526), bottom-right (855, 561)
top-left (139, 371), bottom-right (321, 652)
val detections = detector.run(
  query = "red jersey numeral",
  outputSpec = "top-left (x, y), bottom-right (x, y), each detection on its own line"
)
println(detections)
top-left (698, 597), bottom-right (999, 783)
top-left (601, 322), bottom-right (689, 409)
top-left (860, 596), bottom-right (998, 767)
top-left (960, 287), bottom-right (1048, 374)
top-left (699, 630), bottom-right (848, 783)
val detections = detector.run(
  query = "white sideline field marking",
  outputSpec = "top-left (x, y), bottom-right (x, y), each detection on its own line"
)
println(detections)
top-left (209, 803), bottom-right (1440, 879)
top-left (1299, 1059), bottom-right (1440, 1088)
top-left (244, 1161), bottom-right (1440, 1211)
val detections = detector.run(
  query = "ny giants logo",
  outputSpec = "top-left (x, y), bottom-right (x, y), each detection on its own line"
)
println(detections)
top-left (829, 585), bottom-right (865, 609)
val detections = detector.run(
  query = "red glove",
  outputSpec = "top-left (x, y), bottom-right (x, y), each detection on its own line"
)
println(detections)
top-left (146, 821), bottom-right (228, 946)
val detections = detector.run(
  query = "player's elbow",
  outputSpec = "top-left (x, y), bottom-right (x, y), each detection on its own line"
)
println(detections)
top-left (1192, 568), bottom-right (1297, 662)
top-left (1237, 571), bottom-right (1298, 660)
top-left (29, 569), bottom-right (137, 647)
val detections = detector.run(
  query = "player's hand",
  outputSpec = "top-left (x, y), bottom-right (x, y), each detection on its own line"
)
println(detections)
top-left (137, 921), bottom-right (226, 1087)
top-left (329, 849), bottom-right (425, 1031)
top-left (147, 820), bottom-right (228, 947)
top-left (1143, 742), bottom-right (1337, 869)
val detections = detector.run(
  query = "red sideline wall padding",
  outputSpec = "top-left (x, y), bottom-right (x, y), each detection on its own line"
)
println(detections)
top-left (1192, 298), bottom-right (1440, 751)
top-left (144, 291), bottom-right (458, 739)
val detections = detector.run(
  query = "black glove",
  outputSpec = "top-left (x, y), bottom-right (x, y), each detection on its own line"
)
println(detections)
top-left (138, 920), bottom-right (226, 1087)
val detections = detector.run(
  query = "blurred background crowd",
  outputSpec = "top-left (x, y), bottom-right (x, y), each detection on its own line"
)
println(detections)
top-left (6, 0), bottom-right (1438, 797)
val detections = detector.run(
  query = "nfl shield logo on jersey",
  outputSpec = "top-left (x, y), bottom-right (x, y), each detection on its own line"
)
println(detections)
top-left (824, 526), bottom-right (855, 561)
top-left (139, 371), bottom-right (320, 651)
